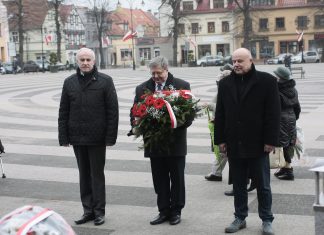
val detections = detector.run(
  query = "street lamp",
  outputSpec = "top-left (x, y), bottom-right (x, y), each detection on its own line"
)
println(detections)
top-left (188, 24), bottom-right (202, 63)
top-left (117, 0), bottom-right (145, 70)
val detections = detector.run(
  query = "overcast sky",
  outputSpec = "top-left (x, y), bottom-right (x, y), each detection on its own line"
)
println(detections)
top-left (67, 0), bottom-right (160, 12)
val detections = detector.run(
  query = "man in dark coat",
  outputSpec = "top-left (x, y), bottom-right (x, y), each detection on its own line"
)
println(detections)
top-left (214, 48), bottom-right (280, 235)
top-left (58, 47), bottom-right (119, 226)
top-left (130, 56), bottom-right (192, 226)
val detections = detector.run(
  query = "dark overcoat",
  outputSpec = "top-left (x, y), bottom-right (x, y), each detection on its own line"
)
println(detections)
top-left (131, 72), bottom-right (191, 158)
top-left (214, 65), bottom-right (281, 158)
top-left (58, 66), bottom-right (119, 146)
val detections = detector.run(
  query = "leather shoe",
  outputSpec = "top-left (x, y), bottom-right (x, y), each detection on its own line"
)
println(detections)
top-left (224, 189), bottom-right (234, 196)
top-left (205, 174), bottom-right (222, 181)
top-left (169, 214), bottom-right (181, 225)
top-left (150, 214), bottom-right (169, 225)
top-left (74, 213), bottom-right (95, 225)
top-left (94, 216), bottom-right (105, 226)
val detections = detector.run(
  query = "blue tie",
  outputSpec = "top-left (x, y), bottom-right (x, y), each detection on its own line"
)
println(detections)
top-left (157, 83), bottom-right (162, 91)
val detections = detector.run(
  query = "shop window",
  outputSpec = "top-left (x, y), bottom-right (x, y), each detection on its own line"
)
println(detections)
top-left (121, 49), bottom-right (132, 61)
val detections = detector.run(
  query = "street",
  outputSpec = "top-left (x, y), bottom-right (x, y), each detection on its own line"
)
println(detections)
top-left (0, 63), bottom-right (323, 234)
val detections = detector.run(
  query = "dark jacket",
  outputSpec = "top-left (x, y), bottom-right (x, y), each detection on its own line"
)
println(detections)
top-left (131, 72), bottom-right (191, 158)
top-left (58, 66), bottom-right (119, 146)
top-left (278, 79), bottom-right (301, 147)
top-left (214, 64), bottom-right (281, 158)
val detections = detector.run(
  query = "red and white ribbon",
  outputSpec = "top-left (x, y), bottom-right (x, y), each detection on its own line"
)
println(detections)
top-left (164, 100), bottom-right (177, 128)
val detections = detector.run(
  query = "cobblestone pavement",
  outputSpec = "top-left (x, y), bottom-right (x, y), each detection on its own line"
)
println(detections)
top-left (0, 63), bottom-right (323, 234)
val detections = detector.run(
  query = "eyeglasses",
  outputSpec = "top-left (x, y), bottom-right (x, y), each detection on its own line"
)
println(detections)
top-left (151, 71), bottom-right (164, 76)
top-left (80, 58), bottom-right (92, 62)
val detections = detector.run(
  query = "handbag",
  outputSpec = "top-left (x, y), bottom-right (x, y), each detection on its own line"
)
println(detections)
top-left (269, 147), bottom-right (286, 169)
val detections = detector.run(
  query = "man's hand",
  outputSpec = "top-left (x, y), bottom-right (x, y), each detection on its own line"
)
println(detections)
top-left (264, 144), bottom-right (275, 153)
top-left (219, 143), bottom-right (227, 153)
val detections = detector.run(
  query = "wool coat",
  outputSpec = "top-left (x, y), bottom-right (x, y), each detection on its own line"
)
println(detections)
top-left (131, 72), bottom-right (191, 158)
top-left (214, 64), bottom-right (281, 158)
top-left (278, 79), bottom-right (301, 147)
top-left (58, 66), bottom-right (119, 146)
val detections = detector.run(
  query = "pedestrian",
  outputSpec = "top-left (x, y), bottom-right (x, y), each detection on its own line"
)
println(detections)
top-left (0, 139), bottom-right (4, 154)
top-left (58, 47), bottom-right (119, 226)
top-left (205, 64), bottom-right (233, 182)
top-left (273, 66), bottom-right (301, 180)
top-left (129, 56), bottom-right (192, 226)
top-left (284, 54), bottom-right (292, 71)
top-left (214, 48), bottom-right (280, 235)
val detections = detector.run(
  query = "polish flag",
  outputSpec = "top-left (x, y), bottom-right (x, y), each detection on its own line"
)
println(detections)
top-left (188, 36), bottom-right (197, 47)
top-left (45, 34), bottom-right (52, 45)
top-left (122, 30), bottom-right (137, 41)
top-left (296, 30), bottom-right (304, 42)
top-left (102, 36), bottom-right (110, 45)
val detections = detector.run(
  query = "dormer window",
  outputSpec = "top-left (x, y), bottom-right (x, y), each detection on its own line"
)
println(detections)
top-left (183, 1), bottom-right (194, 11)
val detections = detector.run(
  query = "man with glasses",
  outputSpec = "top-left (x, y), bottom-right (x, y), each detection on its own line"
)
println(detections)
top-left (129, 56), bottom-right (192, 226)
top-left (58, 47), bottom-right (119, 226)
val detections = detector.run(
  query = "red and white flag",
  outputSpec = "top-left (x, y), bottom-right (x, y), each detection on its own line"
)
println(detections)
top-left (187, 36), bottom-right (197, 47)
top-left (45, 34), bottom-right (52, 45)
top-left (122, 30), bottom-right (137, 41)
top-left (102, 36), bottom-right (110, 46)
top-left (296, 30), bottom-right (304, 42)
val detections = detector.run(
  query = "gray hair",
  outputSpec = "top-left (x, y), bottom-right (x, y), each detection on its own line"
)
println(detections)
top-left (76, 47), bottom-right (95, 60)
top-left (149, 56), bottom-right (169, 70)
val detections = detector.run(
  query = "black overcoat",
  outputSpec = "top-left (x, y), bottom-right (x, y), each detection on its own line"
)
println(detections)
top-left (58, 66), bottom-right (119, 146)
top-left (131, 72), bottom-right (191, 158)
top-left (214, 65), bottom-right (281, 158)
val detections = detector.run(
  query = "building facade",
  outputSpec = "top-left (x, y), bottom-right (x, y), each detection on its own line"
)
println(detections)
top-left (0, 1), bottom-right (9, 63)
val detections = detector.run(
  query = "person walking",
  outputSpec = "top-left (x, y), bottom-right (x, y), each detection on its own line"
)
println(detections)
top-left (129, 56), bottom-right (192, 226)
top-left (58, 47), bottom-right (119, 226)
top-left (214, 48), bottom-right (280, 235)
top-left (273, 66), bottom-right (301, 180)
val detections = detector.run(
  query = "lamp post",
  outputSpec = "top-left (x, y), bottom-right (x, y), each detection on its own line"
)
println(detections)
top-left (188, 24), bottom-right (201, 63)
top-left (41, 27), bottom-right (45, 72)
top-left (117, 0), bottom-right (145, 70)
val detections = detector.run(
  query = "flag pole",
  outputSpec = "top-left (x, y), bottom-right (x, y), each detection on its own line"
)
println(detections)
top-left (130, 6), bottom-right (136, 70)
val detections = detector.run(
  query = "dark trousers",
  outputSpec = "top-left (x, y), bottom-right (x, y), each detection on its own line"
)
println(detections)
top-left (150, 156), bottom-right (186, 216)
top-left (229, 155), bottom-right (274, 222)
top-left (73, 145), bottom-right (106, 217)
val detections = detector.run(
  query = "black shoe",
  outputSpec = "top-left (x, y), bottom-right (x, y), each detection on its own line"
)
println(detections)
top-left (205, 174), bottom-right (222, 181)
top-left (74, 213), bottom-right (95, 225)
top-left (150, 213), bottom-right (169, 225)
top-left (169, 214), bottom-right (181, 225)
top-left (224, 189), bottom-right (234, 196)
top-left (277, 168), bottom-right (294, 180)
top-left (274, 168), bottom-right (287, 177)
top-left (247, 181), bottom-right (256, 192)
top-left (94, 216), bottom-right (105, 226)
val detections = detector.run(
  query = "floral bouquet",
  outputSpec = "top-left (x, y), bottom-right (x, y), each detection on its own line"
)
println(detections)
top-left (131, 85), bottom-right (201, 152)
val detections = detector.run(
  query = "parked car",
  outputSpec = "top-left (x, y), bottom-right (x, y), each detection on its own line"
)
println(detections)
top-left (35, 60), bottom-right (50, 71)
top-left (267, 53), bottom-right (294, 64)
top-left (196, 55), bottom-right (224, 67)
top-left (1, 63), bottom-right (14, 74)
top-left (23, 61), bottom-right (40, 72)
top-left (291, 51), bottom-right (320, 63)
top-left (224, 55), bottom-right (233, 65)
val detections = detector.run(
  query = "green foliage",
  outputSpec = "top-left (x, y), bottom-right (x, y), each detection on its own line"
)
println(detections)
top-left (49, 52), bottom-right (58, 65)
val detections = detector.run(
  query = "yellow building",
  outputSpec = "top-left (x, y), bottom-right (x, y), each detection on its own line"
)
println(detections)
top-left (0, 1), bottom-right (9, 63)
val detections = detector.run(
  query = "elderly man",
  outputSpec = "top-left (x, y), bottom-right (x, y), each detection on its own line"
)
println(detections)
top-left (58, 47), bottom-right (119, 226)
top-left (130, 56), bottom-right (192, 226)
top-left (214, 48), bottom-right (280, 235)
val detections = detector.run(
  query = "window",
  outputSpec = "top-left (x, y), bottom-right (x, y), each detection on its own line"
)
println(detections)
top-left (315, 15), bottom-right (324, 28)
top-left (121, 49), bottom-right (132, 61)
top-left (259, 18), bottom-right (268, 31)
top-left (222, 21), bottom-right (229, 32)
top-left (275, 17), bottom-right (285, 30)
top-left (191, 23), bottom-right (199, 34)
top-left (251, 0), bottom-right (274, 6)
top-left (139, 48), bottom-right (151, 60)
top-left (0, 24), bottom-right (2, 37)
top-left (183, 1), bottom-right (194, 11)
top-left (208, 22), bottom-right (215, 33)
top-left (259, 41), bottom-right (274, 58)
top-left (213, 0), bottom-right (224, 8)
top-left (297, 16), bottom-right (308, 29)
top-left (178, 24), bottom-right (185, 35)
top-left (12, 32), bottom-right (19, 42)
top-left (154, 48), bottom-right (160, 57)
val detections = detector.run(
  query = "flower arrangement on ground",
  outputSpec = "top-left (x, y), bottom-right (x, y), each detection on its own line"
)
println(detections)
top-left (131, 85), bottom-right (201, 152)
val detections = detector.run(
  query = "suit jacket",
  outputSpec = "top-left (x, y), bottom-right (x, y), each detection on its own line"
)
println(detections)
top-left (58, 66), bottom-right (119, 146)
top-left (214, 64), bottom-right (280, 158)
top-left (131, 72), bottom-right (191, 158)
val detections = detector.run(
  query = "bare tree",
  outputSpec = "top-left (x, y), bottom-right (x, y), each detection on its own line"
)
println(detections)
top-left (161, 0), bottom-right (181, 67)
top-left (50, 0), bottom-right (63, 62)
top-left (87, 0), bottom-right (111, 69)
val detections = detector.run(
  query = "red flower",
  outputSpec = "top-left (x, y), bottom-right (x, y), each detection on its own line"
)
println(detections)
top-left (153, 98), bottom-right (165, 109)
top-left (179, 90), bottom-right (191, 100)
top-left (162, 90), bottom-right (172, 96)
top-left (132, 104), bottom-right (139, 116)
top-left (145, 95), bottom-right (155, 106)
top-left (138, 104), bottom-right (148, 117)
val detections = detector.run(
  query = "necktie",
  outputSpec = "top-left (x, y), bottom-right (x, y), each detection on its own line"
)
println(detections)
top-left (157, 83), bottom-right (162, 91)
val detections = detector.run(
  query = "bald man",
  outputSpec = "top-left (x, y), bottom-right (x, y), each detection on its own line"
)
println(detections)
top-left (214, 48), bottom-right (280, 235)
top-left (58, 47), bottom-right (119, 226)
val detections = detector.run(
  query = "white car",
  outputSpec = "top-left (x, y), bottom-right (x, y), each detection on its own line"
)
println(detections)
top-left (267, 53), bottom-right (294, 64)
top-left (291, 51), bottom-right (320, 63)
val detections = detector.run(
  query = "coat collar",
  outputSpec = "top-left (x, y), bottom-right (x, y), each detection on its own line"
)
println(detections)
top-left (146, 72), bottom-right (174, 92)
